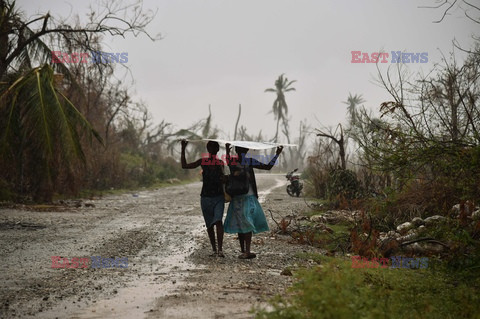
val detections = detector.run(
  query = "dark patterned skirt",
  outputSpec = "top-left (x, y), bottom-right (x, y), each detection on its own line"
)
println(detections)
top-left (200, 195), bottom-right (225, 228)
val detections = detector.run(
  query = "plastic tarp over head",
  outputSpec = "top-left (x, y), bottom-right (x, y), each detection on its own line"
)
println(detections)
top-left (187, 138), bottom-right (297, 150)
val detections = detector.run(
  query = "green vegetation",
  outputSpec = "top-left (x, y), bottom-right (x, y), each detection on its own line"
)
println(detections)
top-left (267, 44), bottom-right (480, 318)
top-left (257, 255), bottom-right (480, 319)
top-left (0, 0), bottom-right (199, 203)
top-left (257, 34), bottom-right (480, 319)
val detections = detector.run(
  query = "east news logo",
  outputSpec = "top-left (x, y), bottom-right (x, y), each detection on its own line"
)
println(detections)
top-left (351, 51), bottom-right (428, 63)
top-left (51, 256), bottom-right (128, 268)
top-left (51, 51), bottom-right (128, 64)
top-left (351, 256), bottom-right (429, 269)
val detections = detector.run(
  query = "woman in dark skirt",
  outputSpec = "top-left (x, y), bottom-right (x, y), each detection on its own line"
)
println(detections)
top-left (224, 144), bottom-right (283, 259)
top-left (181, 140), bottom-right (226, 257)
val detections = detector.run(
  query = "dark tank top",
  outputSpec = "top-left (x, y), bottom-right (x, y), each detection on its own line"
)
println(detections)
top-left (200, 164), bottom-right (224, 197)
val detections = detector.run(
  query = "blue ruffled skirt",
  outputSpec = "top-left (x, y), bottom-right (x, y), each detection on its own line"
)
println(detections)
top-left (224, 194), bottom-right (269, 234)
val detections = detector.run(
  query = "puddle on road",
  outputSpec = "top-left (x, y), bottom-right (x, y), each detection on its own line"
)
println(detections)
top-left (40, 228), bottom-right (205, 319)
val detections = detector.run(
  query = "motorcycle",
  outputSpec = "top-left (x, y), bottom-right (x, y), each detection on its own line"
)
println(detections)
top-left (286, 168), bottom-right (303, 197)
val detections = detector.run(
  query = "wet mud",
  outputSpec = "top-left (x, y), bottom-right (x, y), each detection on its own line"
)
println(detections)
top-left (0, 174), bottom-right (322, 318)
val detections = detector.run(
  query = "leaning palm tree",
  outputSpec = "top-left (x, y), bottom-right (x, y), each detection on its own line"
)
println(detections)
top-left (265, 74), bottom-right (296, 143)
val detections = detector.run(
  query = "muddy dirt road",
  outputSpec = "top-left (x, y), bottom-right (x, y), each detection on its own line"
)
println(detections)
top-left (0, 174), bottom-right (321, 318)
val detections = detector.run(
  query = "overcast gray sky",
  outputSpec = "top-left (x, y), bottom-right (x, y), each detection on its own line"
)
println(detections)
top-left (18, 0), bottom-right (479, 142)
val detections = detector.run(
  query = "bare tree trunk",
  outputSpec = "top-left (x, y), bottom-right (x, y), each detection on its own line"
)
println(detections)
top-left (339, 132), bottom-right (346, 170)
top-left (274, 117), bottom-right (280, 143)
top-left (234, 104), bottom-right (241, 140)
top-left (282, 118), bottom-right (295, 170)
top-left (316, 124), bottom-right (346, 170)
top-left (0, 0), bottom-right (10, 79)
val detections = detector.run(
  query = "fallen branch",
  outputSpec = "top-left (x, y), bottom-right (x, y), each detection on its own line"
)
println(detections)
top-left (268, 209), bottom-right (281, 230)
top-left (303, 196), bottom-right (324, 210)
top-left (400, 237), bottom-right (449, 249)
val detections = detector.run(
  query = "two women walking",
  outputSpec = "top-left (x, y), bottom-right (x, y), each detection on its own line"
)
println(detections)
top-left (181, 140), bottom-right (283, 259)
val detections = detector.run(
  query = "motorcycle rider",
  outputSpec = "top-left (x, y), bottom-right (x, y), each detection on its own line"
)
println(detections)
top-left (286, 168), bottom-right (303, 197)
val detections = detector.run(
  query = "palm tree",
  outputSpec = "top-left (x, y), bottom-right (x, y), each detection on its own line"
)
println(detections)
top-left (1, 0), bottom-right (157, 201)
top-left (0, 1), bottom-right (104, 201)
top-left (265, 74), bottom-right (296, 142)
top-left (0, 65), bottom-right (102, 201)
top-left (343, 93), bottom-right (365, 128)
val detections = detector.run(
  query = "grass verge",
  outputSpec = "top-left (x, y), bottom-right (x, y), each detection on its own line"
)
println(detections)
top-left (256, 254), bottom-right (480, 319)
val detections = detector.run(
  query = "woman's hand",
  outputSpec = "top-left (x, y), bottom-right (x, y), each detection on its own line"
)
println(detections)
top-left (181, 139), bottom-right (188, 149)
top-left (276, 146), bottom-right (284, 156)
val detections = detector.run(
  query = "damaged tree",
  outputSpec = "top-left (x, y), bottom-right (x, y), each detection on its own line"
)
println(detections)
top-left (0, 0), bottom-right (158, 201)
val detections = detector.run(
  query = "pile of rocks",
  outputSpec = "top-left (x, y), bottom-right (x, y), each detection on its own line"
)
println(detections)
top-left (379, 202), bottom-right (480, 254)
top-left (450, 202), bottom-right (480, 220)
top-left (309, 210), bottom-right (362, 225)
top-left (302, 203), bottom-right (479, 255)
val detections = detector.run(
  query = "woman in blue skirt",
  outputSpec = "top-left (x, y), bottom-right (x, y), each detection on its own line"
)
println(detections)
top-left (224, 144), bottom-right (283, 259)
